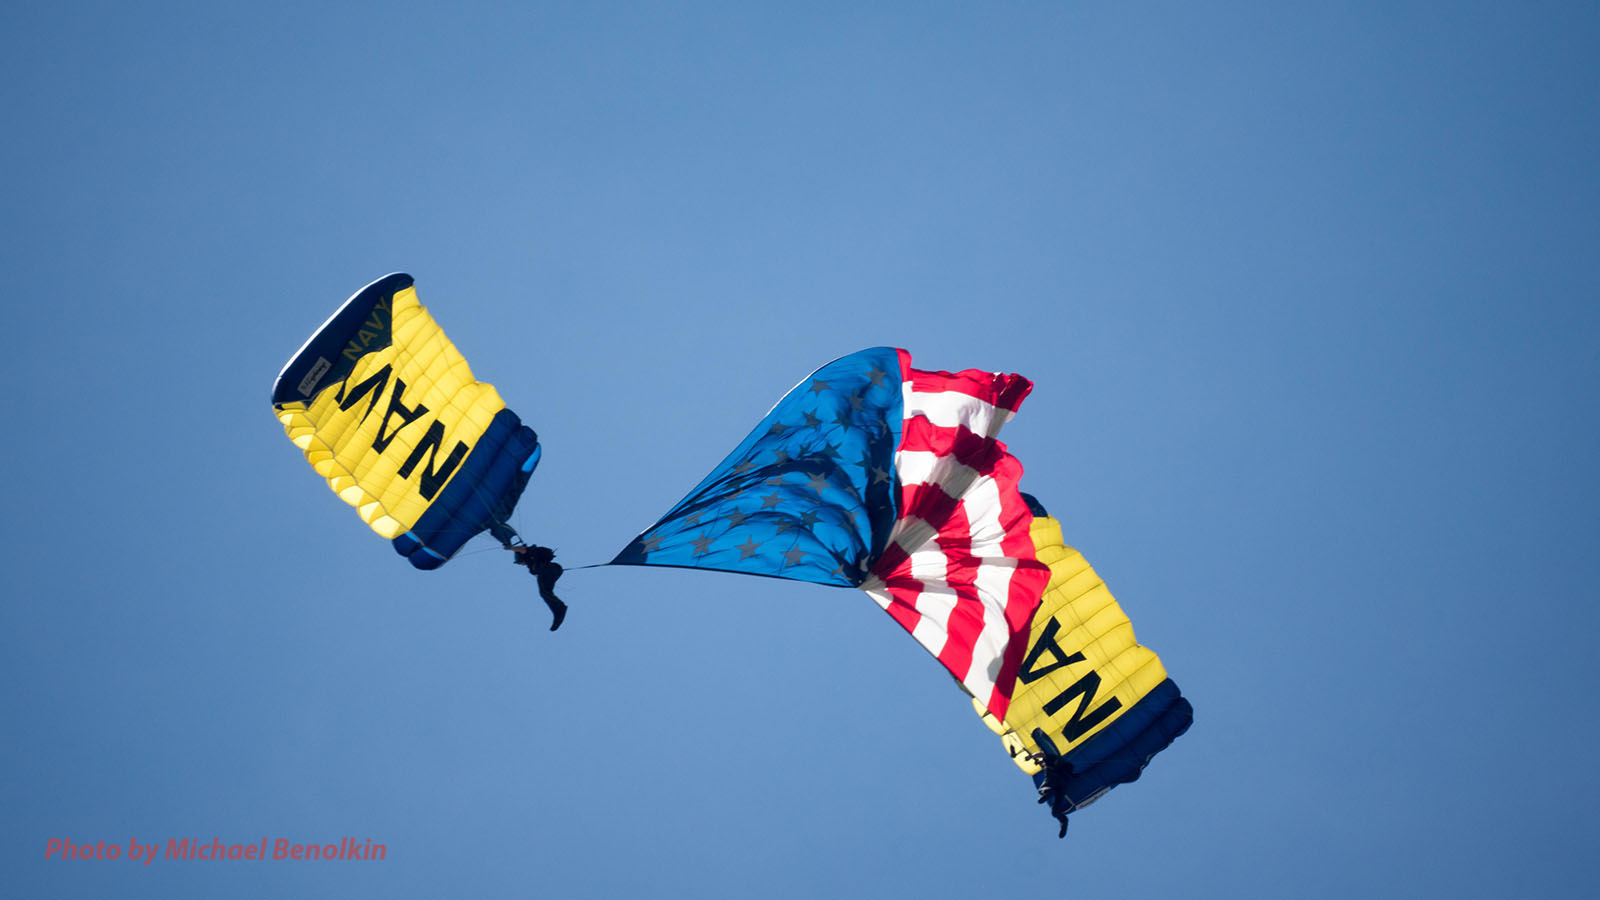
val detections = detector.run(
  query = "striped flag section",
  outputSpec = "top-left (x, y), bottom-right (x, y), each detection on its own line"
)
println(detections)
top-left (860, 350), bottom-right (1050, 722)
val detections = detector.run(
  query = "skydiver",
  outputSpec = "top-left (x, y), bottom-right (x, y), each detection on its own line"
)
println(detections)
top-left (511, 543), bottom-right (568, 631)
top-left (1030, 734), bottom-right (1076, 838)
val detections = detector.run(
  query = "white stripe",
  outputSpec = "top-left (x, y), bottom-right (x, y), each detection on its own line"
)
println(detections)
top-left (872, 525), bottom-right (957, 659)
top-left (908, 581), bottom-right (958, 659)
top-left (895, 448), bottom-right (972, 490)
top-left (857, 539), bottom-right (959, 664)
top-left (967, 557), bottom-right (1022, 690)
top-left (859, 580), bottom-right (959, 668)
top-left (904, 544), bottom-right (955, 656)
top-left (903, 386), bottom-right (1016, 435)
top-left (961, 475), bottom-right (1018, 691)
top-left (958, 471), bottom-right (1005, 553)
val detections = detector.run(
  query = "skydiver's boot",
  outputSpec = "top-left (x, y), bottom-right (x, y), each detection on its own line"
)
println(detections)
top-left (544, 595), bottom-right (568, 631)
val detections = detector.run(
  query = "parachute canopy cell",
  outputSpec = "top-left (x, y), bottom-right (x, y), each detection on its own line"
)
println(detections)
top-left (271, 273), bottom-right (540, 569)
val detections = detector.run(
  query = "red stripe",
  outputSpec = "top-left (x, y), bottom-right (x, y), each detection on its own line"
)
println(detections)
top-left (907, 367), bottom-right (1034, 412)
top-left (932, 499), bottom-right (982, 680)
top-left (879, 586), bottom-right (924, 635)
top-left (898, 417), bottom-right (1007, 474)
top-left (868, 541), bottom-right (925, 637)
top-left (987, 449), bottom-right (1050, 720)
top-left (893, 480), bottom-right (959, 541)
top-left (872, 540), bottom-right (910, 576)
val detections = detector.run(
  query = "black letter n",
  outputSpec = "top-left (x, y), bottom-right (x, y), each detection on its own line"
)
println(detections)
top-left (397, 422), bottom-right (470, 500)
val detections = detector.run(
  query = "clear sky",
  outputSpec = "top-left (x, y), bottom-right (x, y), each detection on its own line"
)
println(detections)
top-left (3, 2), bottom-right (1597, 898)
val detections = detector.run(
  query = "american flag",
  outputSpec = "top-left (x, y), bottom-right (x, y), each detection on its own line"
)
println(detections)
top-left (613, 347), bottom-right (1048, 719)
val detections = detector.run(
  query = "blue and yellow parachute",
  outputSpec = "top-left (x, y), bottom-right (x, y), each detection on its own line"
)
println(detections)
top-left (271, 274), bottom-right (541, 568)
top-left (976, 495), bottom-right (1193, 835)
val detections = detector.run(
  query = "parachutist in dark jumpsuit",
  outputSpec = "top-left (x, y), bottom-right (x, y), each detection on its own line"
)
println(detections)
top-left (488, 522), bottom-right (568, 631)
top-left (512, 544), bottom-right (568, 631)
top-left (1030, 731), bottom-right (1075, 838)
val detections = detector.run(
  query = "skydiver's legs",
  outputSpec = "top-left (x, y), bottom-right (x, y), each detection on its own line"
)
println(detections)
top-left (539, 587), bottom-right (567, 632)
top-left (510, 544), bottom-right (567, 631)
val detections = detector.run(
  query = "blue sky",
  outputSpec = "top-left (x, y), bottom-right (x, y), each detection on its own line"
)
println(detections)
top-left (3, 2), bottom-right (1597, 897)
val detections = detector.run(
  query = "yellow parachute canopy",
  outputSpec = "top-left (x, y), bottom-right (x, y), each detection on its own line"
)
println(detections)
top-left (974, 498), bottom-right (1192, 834)
top-left (271, 274), bottom-right (541, 568)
